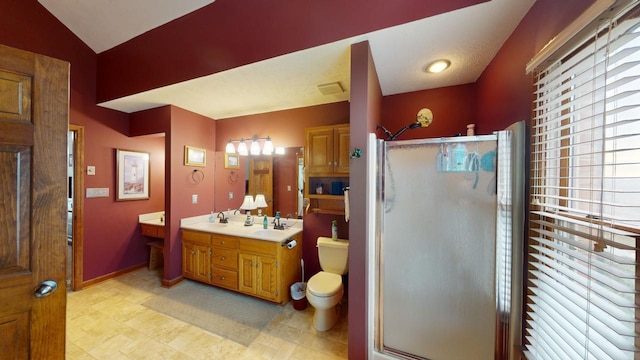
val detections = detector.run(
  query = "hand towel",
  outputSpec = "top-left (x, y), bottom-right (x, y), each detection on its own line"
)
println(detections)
top-left (344, 189), bottom-right (350, 222)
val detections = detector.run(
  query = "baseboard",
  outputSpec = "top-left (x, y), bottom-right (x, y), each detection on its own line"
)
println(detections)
top-left (161, 275), bottom-right (183, 288)
top-left (78, 263), bottom-right (146, 289)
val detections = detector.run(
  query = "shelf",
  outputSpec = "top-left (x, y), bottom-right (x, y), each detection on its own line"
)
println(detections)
top-left (309, 208), bottom-right (345, 215)
top-left (308, 194), bottom-right (344, 200)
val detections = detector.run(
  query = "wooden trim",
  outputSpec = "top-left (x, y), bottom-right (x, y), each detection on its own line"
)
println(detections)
top-left (79, 264), bottom-right (146, 289)
top-left (526, 0), bottom-right (617, 73)
top-left (69, 124), bottom-right (84, 291)
top-left (161, 275), bottom-right (184, 288)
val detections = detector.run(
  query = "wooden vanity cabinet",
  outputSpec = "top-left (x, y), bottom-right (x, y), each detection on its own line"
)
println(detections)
top-left (181, 229), bottom-right (302, 304)
top-left (141, 223), bottom-right (165, 238)
top-left (210, 234), bottom-right (239, 291)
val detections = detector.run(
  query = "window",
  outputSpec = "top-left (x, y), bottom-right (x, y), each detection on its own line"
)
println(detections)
top-left (526, 2), bottom-right (640, 359)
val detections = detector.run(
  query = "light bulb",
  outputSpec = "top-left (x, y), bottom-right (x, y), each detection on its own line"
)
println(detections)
top-left (250, 140), bottom-right (260, 155)
top-left (262, 138), bottom-right (273, 155)
top-left (225, 141), bottom-right (236, 153)
top-left (237, 141), bottom-right (248, 156)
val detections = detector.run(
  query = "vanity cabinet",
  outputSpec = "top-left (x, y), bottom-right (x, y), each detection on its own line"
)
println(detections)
top-left (305, 123), bottom-right (350, 215)
top-left (181, 229), bottom-right (302, 304)
top-left (238, 239), bottom-right (279, 301)
top-left (141, 223), bottom-right (165, 238)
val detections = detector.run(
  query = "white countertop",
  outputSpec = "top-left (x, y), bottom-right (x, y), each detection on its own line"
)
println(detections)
top-left (139, 211), bottom-right (165, 226)
top-left (180, 213), bottom-right (303, 242)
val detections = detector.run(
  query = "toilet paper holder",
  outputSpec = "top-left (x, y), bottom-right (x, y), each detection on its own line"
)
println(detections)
top-left (281, 238), bottom-right (297, 249)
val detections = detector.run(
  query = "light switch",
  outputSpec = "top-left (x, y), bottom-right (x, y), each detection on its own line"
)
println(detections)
top-left (287, 185), bottom-right (291, 191)
top-left (229, 192), bottom-right (234, 199)
top-left (192, 194), bottom-right (198, 204)
top-left (87, 166), bottom-right (96, 175)
top-left (86, 188), bottom-right (109, 198)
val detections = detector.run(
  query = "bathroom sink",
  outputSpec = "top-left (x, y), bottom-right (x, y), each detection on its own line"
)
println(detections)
top-left (205, 222), bottom-right (228, 228)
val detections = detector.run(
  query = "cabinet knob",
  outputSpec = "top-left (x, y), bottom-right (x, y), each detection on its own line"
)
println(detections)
top-left (191, 250), bottom-right (195, 254)
top-left (221, 241), bottom-right (225, 245)
top-left (221, 276), bottom-right (225, 280)
top-left (221, 256), bottom-right (226, 260)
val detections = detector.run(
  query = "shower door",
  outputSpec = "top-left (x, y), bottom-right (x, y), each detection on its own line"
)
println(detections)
top-left (375, 135), bottom-right (500, 360)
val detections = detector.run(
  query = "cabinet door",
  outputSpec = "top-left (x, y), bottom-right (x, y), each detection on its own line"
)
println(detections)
top-left (238, 253), bottom-right (257, 294)
top-left (306, 127), bottom-right (334, 175)
top-left (256, 256), bottom-right (278, 301)
top-left (183, 242), bottom-right (210, 283)
top-left (334, 126), bottom-right (350, 174)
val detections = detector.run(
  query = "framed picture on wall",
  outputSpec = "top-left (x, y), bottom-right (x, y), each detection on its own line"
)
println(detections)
top-left (225, 153), bottom-right (240, 169)
top-left (185, 145), bottom-right (206, 167)
top-left (116, 149), bottom-right (150, 201)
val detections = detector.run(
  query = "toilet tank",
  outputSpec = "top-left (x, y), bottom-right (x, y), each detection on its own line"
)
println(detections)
top-left (317, 237), bottom-right (349, 274)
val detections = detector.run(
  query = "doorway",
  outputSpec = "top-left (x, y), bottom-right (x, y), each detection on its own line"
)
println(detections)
top-left (68, 125), bottom-right (85, 291)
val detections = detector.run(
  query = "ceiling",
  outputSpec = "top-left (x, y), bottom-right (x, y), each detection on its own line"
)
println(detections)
top-left (39, 0), bottom-right (536, 120)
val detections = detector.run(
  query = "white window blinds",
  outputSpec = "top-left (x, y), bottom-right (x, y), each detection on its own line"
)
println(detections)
top-left (526, 2), bottom-right (640, 359)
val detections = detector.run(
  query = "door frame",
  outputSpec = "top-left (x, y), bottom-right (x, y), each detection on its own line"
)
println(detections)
top-left (69, 124), bottom-right (85, 290)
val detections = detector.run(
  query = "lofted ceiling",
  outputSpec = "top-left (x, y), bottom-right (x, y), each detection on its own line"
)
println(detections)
top-left (39, 0), bottom-right (535, 120)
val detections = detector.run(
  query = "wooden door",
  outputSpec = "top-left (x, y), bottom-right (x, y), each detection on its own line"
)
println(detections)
top-left (0, 44), bottom-right (69, 359)
top-left (334, 126), bottom-right (351, 174)
top-left (248, 156), bottom-right (273, 216)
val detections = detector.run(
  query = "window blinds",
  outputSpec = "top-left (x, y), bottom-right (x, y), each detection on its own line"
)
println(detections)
top-left (526, 3), bottom-right (640, 359)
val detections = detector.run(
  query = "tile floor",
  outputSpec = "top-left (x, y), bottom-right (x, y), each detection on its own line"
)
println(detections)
top-left (66, 268), bottom-right (348, 359)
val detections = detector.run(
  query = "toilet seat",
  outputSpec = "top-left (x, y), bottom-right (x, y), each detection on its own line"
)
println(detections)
top-left (307, 272), bottom-right (342, 297)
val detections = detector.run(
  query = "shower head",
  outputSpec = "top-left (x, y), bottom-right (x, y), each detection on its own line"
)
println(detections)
top-left (377, 108), bottom-right (434, 141)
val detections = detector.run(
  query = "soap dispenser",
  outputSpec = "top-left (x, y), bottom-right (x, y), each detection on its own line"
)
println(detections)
top-left (209, 211), bottom-right (215, 223)
top-left (263, 215), bottom-right (268, 229)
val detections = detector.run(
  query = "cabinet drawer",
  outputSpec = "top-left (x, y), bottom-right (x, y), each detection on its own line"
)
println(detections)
top-left (211, 267), bottom-right (238, 290)
top-left (182, 229), bottom-right (211, 245)
top-left (211, 248), bottom-right (238, 270)
top-left (141, 224), bottom-right (159, 237)
top-left (240, 238), bottom-right (277, 256)
top-left (212, 234), bottom-right (239, 249)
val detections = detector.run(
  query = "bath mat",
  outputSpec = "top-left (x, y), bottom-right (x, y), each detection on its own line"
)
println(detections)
top-left (142, 280), bottom-right (282, 346)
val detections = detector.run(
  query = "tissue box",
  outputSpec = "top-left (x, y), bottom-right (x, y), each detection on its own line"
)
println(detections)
top-left (331, 181), bottom-right (343, 195)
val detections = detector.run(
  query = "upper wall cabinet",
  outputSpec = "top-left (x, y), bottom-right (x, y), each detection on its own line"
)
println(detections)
top-left (305, 124), bottom-right (350, 176)
top-left (304, 123), bottom-right (350, 215)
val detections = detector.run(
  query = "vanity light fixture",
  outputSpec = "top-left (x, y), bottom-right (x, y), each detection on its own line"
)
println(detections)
top-left (425, 59), bottom-right (451, 73)
top-left (226, 136), bottom-right (274, 156)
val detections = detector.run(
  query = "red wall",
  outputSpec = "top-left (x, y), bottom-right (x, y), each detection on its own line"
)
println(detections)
top-left (96, 0), bottom-right (487, 102)
top-left (476, 0), bottom-right (595, 132)
top-left (381, 83), bottom-right (478, 138)
top-left (0, 1), bottom-right (169, 282)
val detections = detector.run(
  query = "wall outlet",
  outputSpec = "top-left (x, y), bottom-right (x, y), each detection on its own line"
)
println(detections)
top-left (229, 192), bottom-right (233, 199)
top-left (87, 166), bottom-right (96, 175)
top-left (192, 194), bottom-right (198, 204)
top-left (287, 185), bottom-right (291, 191)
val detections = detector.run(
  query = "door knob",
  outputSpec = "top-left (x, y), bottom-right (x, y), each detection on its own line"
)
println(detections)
top-left (34, 280), bottom-right (58, 298)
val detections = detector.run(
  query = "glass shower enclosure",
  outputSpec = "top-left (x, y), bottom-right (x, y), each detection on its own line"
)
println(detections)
top-left (371, 124), bottom-right (524, 360)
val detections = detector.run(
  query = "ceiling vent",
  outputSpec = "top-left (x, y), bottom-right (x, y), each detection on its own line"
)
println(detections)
top-left (317, 82), bottom-right (344, 96)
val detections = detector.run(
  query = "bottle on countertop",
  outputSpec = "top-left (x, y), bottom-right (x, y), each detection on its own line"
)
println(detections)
top-left (331, 220), bottom-right (338, 241)
top-left (263, 215), bottom-right (268, 229)
top-left (209, 211), bottom-right (215, 223)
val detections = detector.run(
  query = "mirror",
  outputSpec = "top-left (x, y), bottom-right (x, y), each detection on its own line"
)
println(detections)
top-left (244, 147), bottom-right (304, 218)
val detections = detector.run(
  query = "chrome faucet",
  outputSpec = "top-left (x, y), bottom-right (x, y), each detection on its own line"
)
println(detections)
top-left (217, 212), bottom-right (228, 223)
top-left (233, 209), bottom-right (240, 215)
top-left (273, 211), bottom-right (285, 230)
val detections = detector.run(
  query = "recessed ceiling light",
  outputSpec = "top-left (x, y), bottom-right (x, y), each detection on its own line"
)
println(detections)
top-left (425, 59), bottom-right (451, 73)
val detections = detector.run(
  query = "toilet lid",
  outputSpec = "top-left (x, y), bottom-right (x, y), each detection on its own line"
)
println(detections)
top-left (307, 272), bottom-right (342, 297)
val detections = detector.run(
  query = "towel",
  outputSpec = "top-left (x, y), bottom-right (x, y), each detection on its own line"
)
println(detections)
top-left (344, 189), bottom-right (350, 222)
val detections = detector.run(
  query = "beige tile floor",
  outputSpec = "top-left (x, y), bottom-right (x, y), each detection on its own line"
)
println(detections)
top-left (66, 268), bottom-right (348, 359)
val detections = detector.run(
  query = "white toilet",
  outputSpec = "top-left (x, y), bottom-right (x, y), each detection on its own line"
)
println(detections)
top-left (306, 236), bottom-right (349, 331)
